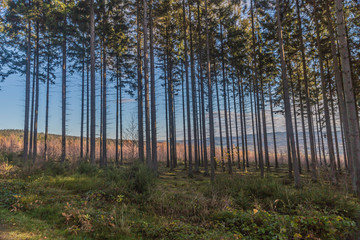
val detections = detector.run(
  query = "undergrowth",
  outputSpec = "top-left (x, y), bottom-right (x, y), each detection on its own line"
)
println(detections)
top-left (0, 154), bottom-right (359, 239)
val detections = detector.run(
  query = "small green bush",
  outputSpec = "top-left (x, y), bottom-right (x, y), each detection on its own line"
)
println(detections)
top-left (76, 161), bottom-right (98, 176)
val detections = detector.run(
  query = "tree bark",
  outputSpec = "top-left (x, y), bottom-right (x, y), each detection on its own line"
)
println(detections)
top-left (150, 0), bottom-right (157, 172)
top-left (295, 0), bottom-right (317, 181)
top-left (276, 0), bottom-right (301, 187)
top-left (90, 0), bottom-right (96, 164)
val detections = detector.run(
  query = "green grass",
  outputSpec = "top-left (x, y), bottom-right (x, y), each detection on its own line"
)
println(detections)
top-left (0, 155), bottom-right (359, 239)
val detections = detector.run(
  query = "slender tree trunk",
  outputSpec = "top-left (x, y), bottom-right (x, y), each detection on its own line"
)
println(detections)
top-left (290, 75), bottom-right (301, 173)
top-left (164, 57), bottom-right (170, 168)
top-left (251, 0), bottom-right (263, 176)
top-left (44, 39), bottom-right (50, 161)
top-left (137, 0), bottom-right (144, 163)
top-left (314, 5), bottom-right (337, 183)
top-left (215, 66), bottom-right (225, 171)
top-left (90, 0), bottom-right (96, 164)
top-left (86, 61), bottom-right (89, 159)
top-left (269, 83), bottom-right (278, 168)
top-left (227, 83), bottom-right (235, 167)
top-left (29, 55), bottom-right (35, 158)
top-left (250, 82), bottom-right (258, 168)
top-left (295, 0), bottom-right (317, 181)
top-left (296, 68), bottom-right (310, 171)
top-left (80, 39), bottom-right (85, 160)
top-left (233, 78), bottom-right (241, 169)
top-left (33, 21), bottom-right (40, 162)
top-left (23, 0), bottom-right (31, 162)
top-left (181, 67), bottom-right (187, 168)
top-left (61, 0), bottom-right (67, 163)
top-left (143, 0), bottom-right (151, 166)
top-left (197, 0), bottom-right (206, 173)
top-left (116, 57), bottom-right (119, 165)
top-left (220, 24), bottom-right (231, 174)
top-left (330, 81), bottom-right (341, 171)
top-left (260, 76), bottom-right (270, 171)
top-left (204, 0), bottom-right (214, 180)
top-left (150, 0), bottom-right (157, 172)
top-left (120, 69), bottom-right (123, 165)
top-left (276, 0), bottom-right (300, 187)
top-left (189, 3), bottom-right (197, 176)
top-left (241, 83), bottom-right (249, 169)
top-left (102, 5), bottom-right (107, 166)
top-left (182, 0), bottom-right (191, 173)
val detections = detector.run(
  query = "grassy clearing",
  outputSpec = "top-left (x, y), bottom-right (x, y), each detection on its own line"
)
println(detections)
top-left (0, 153), bottom-right (359, 239)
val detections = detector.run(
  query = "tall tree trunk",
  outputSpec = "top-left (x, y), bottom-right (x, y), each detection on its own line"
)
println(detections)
top-left (86, 60), bottom-right (89, 159)
top-left (330, 80), bottom-right (341, 171)
top-left (290, 74), bottom-right (301, 173)
top-left (276, 0), bottom-right (300, 187)
top-left (215, 66), bottom-right (224, 171)
top-left (314, 4), bottom-right (337, 183)
top-left (251, 0), bottom-right (263, 177)
top-left (335, 0), bottom-right (360, 195)
top-left (189, 3), bottom-right (197, 176)
top-left (220, 24), bottom-right (231, 174)
top-left (29, 54), bottom-right (36, 158)
top-left (44, 39), bottom-right (50, 161)
top-left (204, 0), bottom-right (214, 180)
top-left (102, 3), bottom-right (107, 167)
top-left (182, 0), bottom-right (191, 173)
top-left (241, 83), bottom-right (249, 168)
top-left (116, 57), bottom-right (119, 165)
top-left (233, 78), bottom-right (241, 169)
top-left (324, 0), bottom-right (351, 172)
top-left (250, 82), bottom-right (258, 168)
top-left (80, 39), bottom-right (85, 160)
top-left (143, 0), bottom-right (151, 166)
top-left (61, 0), bottom-right (67, 163)
top-left (150, 0), bottom-right (157, 172)
top-left (227, 83), bottom-right (235, 167)
top-left (23, 0), bottom-right (31, 162)
top-left (296, 68), bottom-right (310, 171)
top-left (164, 57), bottom-right (170, 168)
top-left (90, 0), bottom-right (96, 164)
top-left (260, 76), bottom-right (270, 171)
top-left (33, 21), bottom-right (40, 162)
top-left (137, 0), bottom-right (144, 163)
top-left (295, 0), bottom-right (317, 181)
top-left (120, 69), bottom-right (123, 165)
top-left (197, 0), bottom-right (206, 173)
top-left (269, 83), bottom-right (278, 168)
top-left (181, 66), bottom-right (187, 168)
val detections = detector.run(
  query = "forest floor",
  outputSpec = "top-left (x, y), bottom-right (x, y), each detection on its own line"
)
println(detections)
top-left (0, 152), bottom-right (360, 239)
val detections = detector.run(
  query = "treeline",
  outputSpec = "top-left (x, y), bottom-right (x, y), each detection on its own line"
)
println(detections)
top-left (1, 0), bottom-right (360, 195)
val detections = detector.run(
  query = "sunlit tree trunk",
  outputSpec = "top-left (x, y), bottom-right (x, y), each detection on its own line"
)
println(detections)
top-left (137, 0), bottom-right (144, 163)
top-left (269, 83), bottom-right (278, 169)
top-left (182, 0), bottom-right (191, 172)
top-left (143, 0), bottom-right (151, 166)
top-left (204, 0), bottom-right (214, 180)
top-left (295, 0), bottom-right (317, 181)
top-left (150, 0), bottom-right (157, 172)
top-left (61, 0), bottom-right (67, 163)
top-left (314, 4), bottom-right (337, 183)
top-left (33, 20), bottom-right (40, 162)
top-left (90, 0), bottom-right (96, 164)
top-left (23, 0), bottom-right (32, 162)
top-left (276, 0), bottom-right (300, 187)
top-left (335, 0), bottom-right (360, 195)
